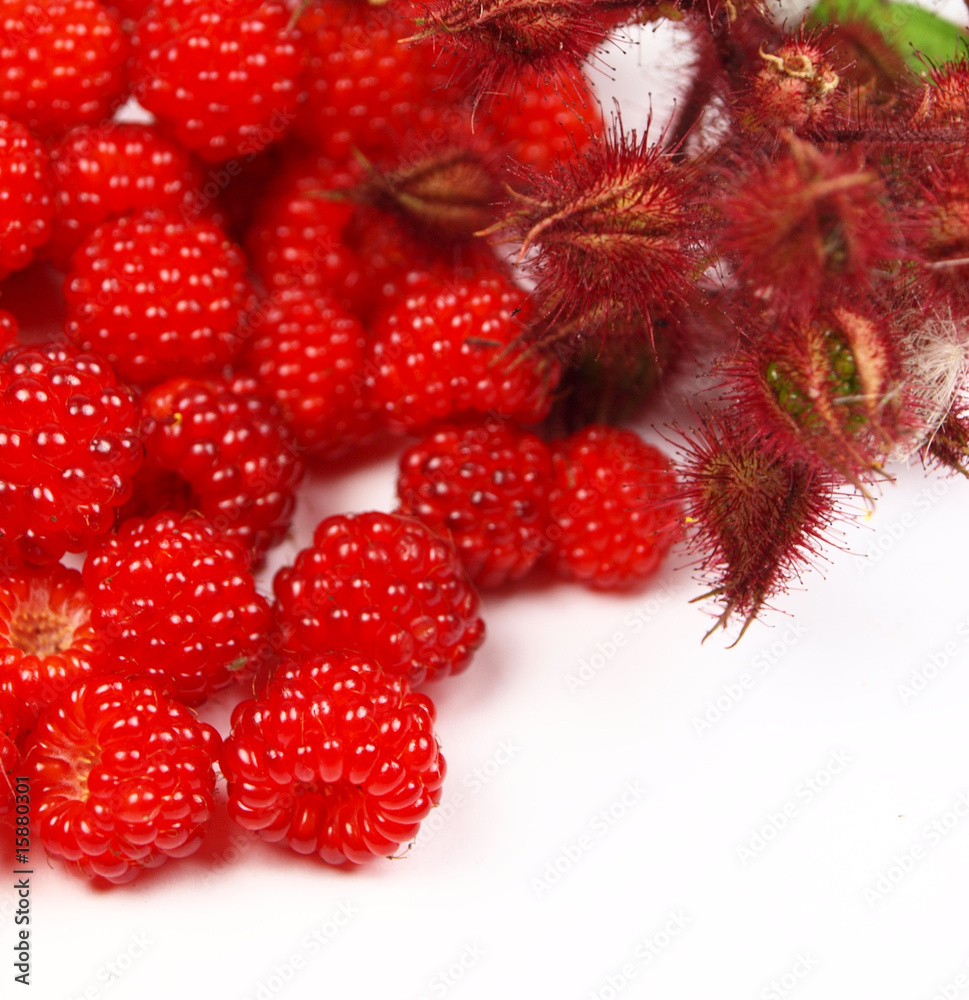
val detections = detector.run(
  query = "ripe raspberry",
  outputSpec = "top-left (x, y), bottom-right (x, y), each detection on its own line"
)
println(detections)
top-left (547, 425), bottom-right (681, 589)
top-left (46, 122), bottom-right (204, 268)
top-left (396, 421), bottom-right (553, 587)
top-left (273, 512), bottom-right (485, 687)
top-left (136, 374), bottom-right (304, 562)
top-left (63, 209), bottom-right (254, 387)
top-left (131, 0), bottom-right (303, 163)
top-left (24, 675), bottom-right (220, 883)
top-left (0, 0), bottom-right (129, 138)
top-left (84, 512), bottom-right (271, 705)
top-left (367, 270), bottom-right (560, 433)
top-left (243, 287), bottom-right (378, 461)
top-left (0, 690), bottom-right (20, 822)
top-left (244, 154), bottom-right (368, 316)
top-left (222, 651), bottom-right (445, 864)
top-left (293, 0), bottom-right (457, 165)
top-left (0, 343), bottom-right (143, 569)
top-left (0, 565), bottom-right (104, 725)
top-left (0, 115), bottom-right (54, 280)
top-left (476, 70), bottom-right (603, 175)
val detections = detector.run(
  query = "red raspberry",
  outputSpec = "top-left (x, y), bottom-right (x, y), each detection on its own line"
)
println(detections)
top-left (63, 209), bottom-right (254, 387)
top-left (293, 0), bottom-right (457, 165)
top-left (0, 689), bottom-right (22, 821)
top-left (396, 421), bottom-right (553, 587)
top-left (0, 343), bottom-right (143, 568)
top-left (222, 651), bottom-right (445, 864)
top-left (476, 70), bottom-right (603, 176)
top-left (136, 374), bottom-right (304, 562)
top-left (547, 425), bottom-right (682, 589)
top-left (84, 512), bottom-right (271, 705)
top-left (46, 122), bottom-right (204, 269)
top-left (0, 564), bottom-right (104, 725)
top-left (367, 270), bottom-right (560, 433)
top-left (0, 0), bottom-right (129, 138)
top-left (24, 675), bottom-right (220, 883)
top-left (0, 115), bottom-right (54, 280)
top-left (243, 287), bottom-right (378, 461)
top-left (244, 154), bottom-right (368, 316)
top-left (131, 0), bottom-right (303, 163)
top-left (273, 511), bottom-right (485, 686)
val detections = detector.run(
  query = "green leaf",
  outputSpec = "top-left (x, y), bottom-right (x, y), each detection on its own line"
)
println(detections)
top-left (810, 0), bottom-right (968, 70)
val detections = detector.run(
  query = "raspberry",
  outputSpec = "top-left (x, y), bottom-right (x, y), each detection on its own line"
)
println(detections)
top-left (136, 374), bottom-right (304, 562)
top-left (244, 154), bottom-right (368, 316)
top-left (396, 420), bottom-right (553, 587)
top-left (46, 122), bottom-right (204, 269)
top-left (293, 0), bottom-right (457, 165)
top-left (83, 512), bottom-right (271, 705)
top-left (24, 675), bottom-right (220, 883)
top-left (0, 690), bottom-right (22, 822)
top-left (222, 651), bottom-right (445, 864)
top-left (131, 0), bottom-right (303, 163)
top-left (547, 425), bottom-right (681, 589)
top-left (0, 114), bottom-right (54, 280)
top-left (63, 209), bottom-right (254, 387)
top-left (243, 287), bottom-right (378, 461)
top-left (0, 0), bottom-right (129, 138)
top-left (273, 511), bottom-right (485, 686)
top-left (0, 343), bottom-right (143, 568)
top-left (367, 270), bottom-right (561, 433)
top-left (476, 70), bottom-right (603, 176)
top-left (0, 564), bottom-right (104, 725)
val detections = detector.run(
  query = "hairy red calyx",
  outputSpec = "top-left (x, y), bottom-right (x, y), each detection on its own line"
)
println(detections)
top-left (718, 136), bottom-right (897, 317)
top-left (409, 0), bottom-right (639, 89)
top-left (355, 146), bottom-right (501, 240)
top-left (741, 32), bottom-right (840, 133)
top-left (674, 414), bottom-right (843, 642)
top-left (488, 123), bottom-right (705, 330)
top-left (730, 307), bottom-right (908, 485)
top-left (911, 57), bottom-right (969, 127)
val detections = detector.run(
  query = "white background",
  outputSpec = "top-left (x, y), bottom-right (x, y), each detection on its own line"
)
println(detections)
top-left (6, 6), bottom-right (969, 999)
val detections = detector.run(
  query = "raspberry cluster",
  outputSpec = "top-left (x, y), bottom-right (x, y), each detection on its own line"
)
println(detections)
top-left (0, 0), bottom-right (961, 884)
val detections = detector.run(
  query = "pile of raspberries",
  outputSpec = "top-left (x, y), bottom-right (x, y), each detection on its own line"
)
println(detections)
top-left (0, 0), bottom-right (681, 883)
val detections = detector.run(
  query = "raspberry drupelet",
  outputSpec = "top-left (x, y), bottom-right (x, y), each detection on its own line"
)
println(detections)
top-left (24, 675), bottom-right (221, 884)
top-left (222, 651), bottom-right (446, 865)
top-left (273, 511), bottom-right (485, 687)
